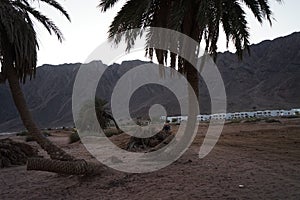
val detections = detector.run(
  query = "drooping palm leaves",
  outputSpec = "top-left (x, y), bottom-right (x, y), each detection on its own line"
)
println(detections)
top-left (100, 0), bottom-right (282, 67)
top-left (99, 0), bottom-right (282, 101)
top-left (0, 0), bottom-right (70, 83)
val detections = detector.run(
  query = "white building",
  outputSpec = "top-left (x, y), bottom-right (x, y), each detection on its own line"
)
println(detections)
top-left (197, 115), bottom-right (210, 121)
top-left (181, 116), bottom-right (188, 121)
top-left (160, 108), bottom-right (298, 123)
top-left (166, 116), bottom-right (186, 123)
top-left (160, 116), bottom-right (167, 121)
top-left (269, 110), bottom-right (281, 117)
top-left (280, 110), bottom-right (292, 116)
top-left (211, 113), bottom-right (226, 120)
top-left (292, 108), bottom-right (300, 115)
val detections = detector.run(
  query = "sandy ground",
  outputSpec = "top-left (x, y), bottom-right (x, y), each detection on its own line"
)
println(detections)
top-left (0, 118), bottom-right (299, 199)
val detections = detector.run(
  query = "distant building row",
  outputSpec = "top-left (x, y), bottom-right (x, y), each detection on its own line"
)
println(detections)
top-left (161, 108), bottom-right (300, 122)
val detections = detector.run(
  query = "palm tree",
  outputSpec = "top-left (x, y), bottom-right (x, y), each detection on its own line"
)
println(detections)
top-left (95, 98), bottom-right (121, 130)
top-left (76, 98), bottom-right (121, 131)
top-left (96, 99), bottom-right (121, 131)
top-left (0, 0), bottom-right (74, 161)
top-left (99, 0), bottom-right (282, 98)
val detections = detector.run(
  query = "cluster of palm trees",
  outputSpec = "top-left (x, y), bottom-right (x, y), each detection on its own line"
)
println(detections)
top-left (0, 0), bottom-right (281, 174)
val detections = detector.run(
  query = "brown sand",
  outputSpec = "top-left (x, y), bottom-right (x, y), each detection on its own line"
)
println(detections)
top-left (0, 118), bottom-right (299, 199)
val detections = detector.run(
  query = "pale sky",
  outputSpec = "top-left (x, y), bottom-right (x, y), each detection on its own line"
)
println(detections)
top-left (35, 0), bottom-right (300, 66)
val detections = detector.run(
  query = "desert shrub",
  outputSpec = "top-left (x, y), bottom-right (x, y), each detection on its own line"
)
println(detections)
top-left (265, 118), bottom-right (281, 123)
top-left (42, 131), bottom-right (51, 137)
top-left (127, 130), bottom-right (172, 152)
top-left (243, 118), bottom-right (262, 123)
top-left (230, 119), bottom-right (243, 123)
top-left (17, 131), bottom-right (28, 136)
top-left (69, 130), bottom-right (80, 144)
top-left (281, 115), bottom-right (299, 119)
top-left (104, 128), bottom-right (121, 137)
top-left (25, 136), bottom-right (35, 142)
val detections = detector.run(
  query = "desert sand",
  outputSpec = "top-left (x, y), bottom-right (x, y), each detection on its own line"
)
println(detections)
top-left (0, 118), bottom-right (299, 199)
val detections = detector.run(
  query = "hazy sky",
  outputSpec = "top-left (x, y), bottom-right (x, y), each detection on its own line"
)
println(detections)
top-left (35, 0), bottom-right (300, 66)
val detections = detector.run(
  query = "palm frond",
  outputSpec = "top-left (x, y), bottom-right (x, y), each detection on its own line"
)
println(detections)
top-left (0, 0), bottom-right (70, 83)
top-left (11, 1), bottom-right (65, 42)
top-left (108, 0), bottom-right (153, 50)
top-left (242, 0), bottom-right (264, 23)
top-left (221, 0), bottom-right (250, 59)
top-left (99, 0), bottom-right (122, 11)
top-left (102, 0), bottom-right (281, 68)
top-left (38, 0), bottom-right (71, 21)
top-left (0, 2), bottom-right (37, 82)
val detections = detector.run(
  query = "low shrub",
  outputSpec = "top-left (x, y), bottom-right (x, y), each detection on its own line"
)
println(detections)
top-left (104, 128), bottom-right (122, 137)
top-left (42, 131), bottom-right (51, 137)
top-left (69, 130), bottom-right (80, 144)
top-left (230, 119), bottom-right (243, 123)
top-left (25, 136), bottom-right (35, 142)
top-left (17, 131), bottom-right (28, 136)
top-left (243, 118), bottom-right (262, 123)
top-left (281, 115), bottom-right (299, 119)
top-left (265, 118), bottom-right (281, 123)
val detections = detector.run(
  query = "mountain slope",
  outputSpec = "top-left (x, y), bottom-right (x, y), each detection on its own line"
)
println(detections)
top-left (0, 32), bottom-right (300, 132)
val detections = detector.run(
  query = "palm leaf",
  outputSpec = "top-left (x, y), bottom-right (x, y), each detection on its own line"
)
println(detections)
top-left (0, 0), bottom-right (70, 82)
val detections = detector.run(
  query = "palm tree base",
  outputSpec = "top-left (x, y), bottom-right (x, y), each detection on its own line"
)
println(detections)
top-left (27, 158), bottom-right (107, 175)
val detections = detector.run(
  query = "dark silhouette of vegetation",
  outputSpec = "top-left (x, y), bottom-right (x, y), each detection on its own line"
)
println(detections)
top-left (0, 0), bottom-right (74, 162)
top-left (265, 118), bottom-right (281, 123)
top-left (69, 130), bottom-right (80, 144)
top-left (99, 0), bottom-right (282, 98)
top-left (76, 98), bottom-right (120, 131)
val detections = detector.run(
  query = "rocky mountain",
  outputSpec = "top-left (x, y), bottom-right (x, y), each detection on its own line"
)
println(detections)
top-left (0, 32), bottom-right (300, 132)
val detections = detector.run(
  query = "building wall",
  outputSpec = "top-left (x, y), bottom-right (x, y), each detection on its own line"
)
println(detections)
top-left (161, 108), bottom-right (298, 123)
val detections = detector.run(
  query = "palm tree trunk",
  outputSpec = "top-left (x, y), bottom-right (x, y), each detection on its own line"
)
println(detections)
top-left (0, 72), bottom-right (5, 83)
top-left (3, 48), bottom-right (74, 161)
top-left (181, 2), bottom-right (201, 101)
top-left (27, 158), bottom-right (107, 175)
top-left (180, 3), bottom-right (201, 131)
top-left (186, 62), bottom-right (199, 99)
top-left (110, 116), bottom-right (121, 131)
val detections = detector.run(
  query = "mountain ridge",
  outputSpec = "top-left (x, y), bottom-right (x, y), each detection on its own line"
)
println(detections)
top-left (0, 32), bottom-right (300, 132)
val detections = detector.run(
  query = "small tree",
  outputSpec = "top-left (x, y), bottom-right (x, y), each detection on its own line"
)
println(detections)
top-left (76, 98), bottom-right (120, 131)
